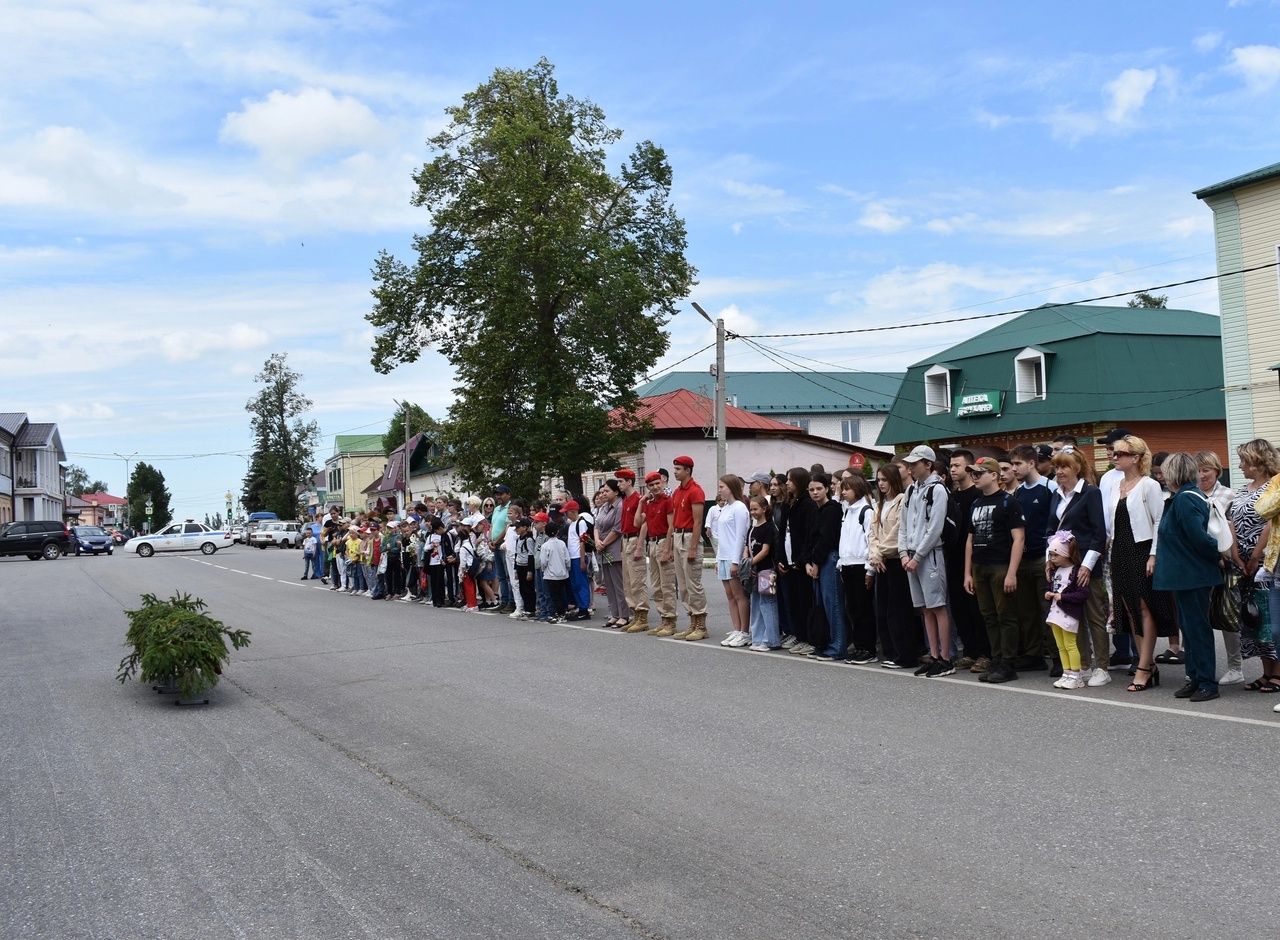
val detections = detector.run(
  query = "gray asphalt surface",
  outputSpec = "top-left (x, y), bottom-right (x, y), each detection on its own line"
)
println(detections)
top-left (3, 545), bottom-right (1277, 939)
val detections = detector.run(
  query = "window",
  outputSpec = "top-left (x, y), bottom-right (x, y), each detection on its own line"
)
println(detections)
top-left (840, 418), bottom-right (862, 443)
top-left (785, 418), bottom-right (810, 432)
top-left (1014, 347), bottom-right (1048, 403)
top-left (924, 365), bottom-right (953, 415)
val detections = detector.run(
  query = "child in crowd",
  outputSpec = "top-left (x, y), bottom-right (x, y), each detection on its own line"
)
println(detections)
top-left (346, 526), bottom-right (366, 594)
top-left (513, 517), bottom-right (536, 619)
top-left (302, 530), bottom-right (318, 580)
top-left (746, 495), bottom-right (780, 651)
top-left (532, 511), bottom-right (551, 621)
top-left (1045, 530), bottom-right (1091, 690)
top-left (458, 519), bottom-right (479, 610)
top-left (427, 518), bottom-right (447, 608)
top-left (540, 520), bottom-right (571, 621)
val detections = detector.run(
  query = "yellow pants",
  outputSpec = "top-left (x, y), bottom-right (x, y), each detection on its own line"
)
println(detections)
top-left (1050, 623), bottom-right (1081, 672)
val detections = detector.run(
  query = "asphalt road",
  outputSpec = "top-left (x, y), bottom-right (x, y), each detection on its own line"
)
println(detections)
top-left (3, 544), bottom-right (1278, 939)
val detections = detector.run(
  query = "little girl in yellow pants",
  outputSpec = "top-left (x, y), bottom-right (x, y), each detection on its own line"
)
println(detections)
top-left (1045, 531), bottom-right (1090, 690)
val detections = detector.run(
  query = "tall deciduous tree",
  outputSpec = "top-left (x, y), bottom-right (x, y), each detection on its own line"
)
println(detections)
top-left (243, 352), bottom-right (319, 518)
top-left (1127, 291), bottom-right (1168, 308)
top-left (126, 462), bottom-right (171, 531)
top-left (367, 58), bottom-right (695, 497)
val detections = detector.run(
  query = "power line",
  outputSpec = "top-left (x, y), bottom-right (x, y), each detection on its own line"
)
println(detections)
top-left (736, 260), bottom-right (1279, 339)
top-left (640, 341), bottom-right (717, 383)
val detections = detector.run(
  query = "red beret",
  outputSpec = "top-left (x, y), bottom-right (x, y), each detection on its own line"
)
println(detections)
top-left (615, 468), bottom-right (636, 480)
top-left (673, 455), bottom-right (694, 468)
top-left (644, 471), bottom-right (663, 484)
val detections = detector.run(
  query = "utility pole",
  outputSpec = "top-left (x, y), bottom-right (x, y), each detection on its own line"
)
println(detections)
top-left (392, 399), bottom-right (410, 517)
top-left (691, 303), bottom-right (727, 481)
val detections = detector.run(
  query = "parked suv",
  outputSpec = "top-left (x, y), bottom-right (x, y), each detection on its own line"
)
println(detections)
top-left (249, 521), bottom-right (303, 549)
top-left (0, 520), bottom-right (72, 560)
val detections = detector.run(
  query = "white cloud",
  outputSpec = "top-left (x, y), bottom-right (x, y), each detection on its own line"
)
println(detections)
top-left (858, 201), bottom-right (909, 232)
top-left (53, 402), bottom-right (117, 421)
top-left (1194, 31), bottom-right (1224, 53)
top-left (1105, 68), bottom-right (1158, 123)
top-left (161, 322), bottom-right (270, 362)
top-left (974, 108), bottom-right (1012, 129)
top-left (220, 87), bottom-right (387, 166)
top-left (1229, 44), bottom-right (1280, 91)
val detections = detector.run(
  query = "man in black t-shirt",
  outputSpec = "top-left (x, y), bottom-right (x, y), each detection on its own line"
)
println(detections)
top-left (964, 458), bottom-right (1026, 683)
top-left (947, 449), bottom-right (990, 670)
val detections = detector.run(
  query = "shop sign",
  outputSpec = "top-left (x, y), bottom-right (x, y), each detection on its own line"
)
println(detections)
top-left (954, 390), bottom-right (1003, 418)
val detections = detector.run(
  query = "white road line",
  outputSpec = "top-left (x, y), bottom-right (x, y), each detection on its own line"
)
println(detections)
top-left (213, 565), bottom-right (228, 569)
top-left (276, 580), bottom-right (306, 587)
top-left (228, 569), bottom-right (247, 574)
top-left (669, 639), bottom-right (1280, 729)
top-left (250, 573), bottom-right (273, 580)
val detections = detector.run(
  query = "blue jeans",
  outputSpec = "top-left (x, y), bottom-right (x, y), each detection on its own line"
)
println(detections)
top-left (568, 558), bottom-right (592, 612)
top-left (303, 553), bottom-right (314, 577)
top-left (534, 568), bottom-right (550, 619)
top-left (814, 550), bottom-right (844, 657)
top-left (750, 588), bottom-right (780, 648)
top-left (1174, 586), bottom-right (1216, 692)
top-left (495, 547), bottom-right (513, 606)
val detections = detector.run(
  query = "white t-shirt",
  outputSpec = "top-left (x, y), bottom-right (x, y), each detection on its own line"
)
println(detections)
top-left (715, 500), bottom-right (749, 562)
top-left (706, 503), bottom-right (723, 540)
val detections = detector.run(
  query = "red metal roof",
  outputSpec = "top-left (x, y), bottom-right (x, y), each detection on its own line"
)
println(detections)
top-left (79, 492), bottom-right (127, 505)
top-left (616, 389), bottom-right (805, 435)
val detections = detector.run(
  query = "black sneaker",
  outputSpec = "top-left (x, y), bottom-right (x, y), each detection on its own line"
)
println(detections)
top-left (985, 663), bottom-right (1018, 683)
top-left (845, 649), bottom-right (877, 665)
top-left (913, 657), bottom-right (936, 677)
top-left (1174, 680), bottom-right (1198, 699)
top-left (927, 658), bottom-right (955, 677)
top-left (1189, 687), bottom-right (1220, 703)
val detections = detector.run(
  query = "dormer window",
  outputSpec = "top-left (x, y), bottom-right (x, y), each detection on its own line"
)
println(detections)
top-left (924, 364), bottom-right (954, 415)
top-left (1014, 347), bottom-right (1049, 403)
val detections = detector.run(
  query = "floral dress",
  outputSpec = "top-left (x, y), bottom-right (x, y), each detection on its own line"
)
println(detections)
top-left (1230, 481), bottom-right (1274, 659)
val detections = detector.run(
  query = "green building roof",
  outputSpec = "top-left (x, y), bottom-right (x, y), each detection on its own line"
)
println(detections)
top-left (877, 304), bottom-right (1225, 446)
top-left (637, 369), bottom-right (904, 413)
top-left (1194, 160), bottom-right (1280, 199)
top-left (332, 434), bottom-right (385, 455)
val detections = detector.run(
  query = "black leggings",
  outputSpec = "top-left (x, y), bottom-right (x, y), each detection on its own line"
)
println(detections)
top-left (875, 557), bottom-right (923, 664)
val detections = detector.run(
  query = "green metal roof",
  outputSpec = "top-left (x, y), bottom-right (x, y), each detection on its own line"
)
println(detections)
top-left (1194, 160), bottom-right (1280, 199)
top-left (332, 434), bottom-right (384, 455)
top-left (878, 304), bottom-right (1224, 446)
top-left (637, 369), bottom-right (904, 413)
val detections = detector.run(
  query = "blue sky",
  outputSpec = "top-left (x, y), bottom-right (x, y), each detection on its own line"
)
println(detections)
top-left (2, 1), bottom-right (1278, 518)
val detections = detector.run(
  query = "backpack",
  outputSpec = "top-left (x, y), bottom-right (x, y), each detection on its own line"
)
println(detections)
top-left (921, 481), bottom-right (960, 551)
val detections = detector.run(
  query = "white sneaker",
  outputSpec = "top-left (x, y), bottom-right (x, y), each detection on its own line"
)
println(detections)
top-left (509, 610), bottom-right (523, 619)
top-left (1219, 668), bottom-right (1246, 685)
top-left (720, 630), bottom-right (743, 647)
top-left (1086, 667), bottom-right (1112, 687)
top-left (749, 643), bottom-right (771, 652)
top-left (727, 632), bottom-right (751, 648)
top-left (780, 634), bottom-right (797, 649)
top-left (1274, 701), bottom-right (1280, 713)
top-left (1052, 674), bottom-right (1068, 689)
top-left (1060, 671), bottom-right (1085, 690)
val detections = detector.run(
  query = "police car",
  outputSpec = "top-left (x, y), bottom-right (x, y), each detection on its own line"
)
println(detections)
top-left (124, 520), bottom-right (235, 557)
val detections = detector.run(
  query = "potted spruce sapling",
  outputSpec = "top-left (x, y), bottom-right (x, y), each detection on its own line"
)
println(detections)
top-left (116, 592), bottom-right (251, 705)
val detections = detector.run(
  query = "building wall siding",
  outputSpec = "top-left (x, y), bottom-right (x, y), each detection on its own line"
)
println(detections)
top-left (1234, 182), bottom-right (1280, 458)
top-left (1206, 192), bottom-right (1255, 462)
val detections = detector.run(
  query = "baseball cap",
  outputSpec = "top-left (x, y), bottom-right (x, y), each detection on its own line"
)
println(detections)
top-left (532, 511), bottom-right (550, 523)
top-left (1035, 444), bottom-right (1053, 461)
top-left (747, 470), bottom-right (772, 484)
top-left (903, 444), bottom-right (937, 464)
top-left (971, 457), bottom-right (1000, 475)
top-left (562, 499), bottom-right (580, 512)
top-left (493, 484), bottom-right (511, 494)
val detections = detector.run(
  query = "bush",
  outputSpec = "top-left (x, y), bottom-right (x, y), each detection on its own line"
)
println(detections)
top-left (116, 592), bottom-right (251, 700)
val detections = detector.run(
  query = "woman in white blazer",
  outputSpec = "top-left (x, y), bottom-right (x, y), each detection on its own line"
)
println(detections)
top-left (1106, 435), bottom-right (1176, 691)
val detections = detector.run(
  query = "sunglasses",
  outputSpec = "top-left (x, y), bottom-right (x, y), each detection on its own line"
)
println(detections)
top-left (1112, 450), bottom-right (1135, 457)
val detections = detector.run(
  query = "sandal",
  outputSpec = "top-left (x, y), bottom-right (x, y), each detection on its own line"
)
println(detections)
top-left (1245, 677), bottom-right (1269, 691)
top-left (1258, 678), bottom-right (1280, 694)
top-left (1126, 665), bottom-right (1159, 692)
top-left (1155, 649), bottom-right (1185, 665)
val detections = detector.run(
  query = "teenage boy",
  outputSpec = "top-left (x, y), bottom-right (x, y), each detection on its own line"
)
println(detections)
top-left (616, 469), bottom-right (646, 630)
top-left (1010, 444), bottom-right (1053, 671)
top-left (670, 455), bottom-right (707, 640)
top-left (963, 457), bottom-right (1026, 683)
top-left (531, 512), bottom-right (552, 621)
top-left (638, 470), bottom-right (677, 636)
top-left (900, 445), bottom-right (954, 676)
top-left (946, 449), bottom-right (990, 672)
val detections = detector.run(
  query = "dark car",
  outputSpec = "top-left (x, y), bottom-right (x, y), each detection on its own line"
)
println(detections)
top-left (72, 525), bottom-right (114, 556)
top-left (0, 521), bottom-right (72, 560)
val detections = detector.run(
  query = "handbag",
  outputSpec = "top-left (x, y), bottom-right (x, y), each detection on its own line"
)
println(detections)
top-left (738, 554), bottom-right (755, 591)
top-left (1198, 492), bottom-right (1233, 555)
top-left (756, 569), bottom-right (776, 596)
top-left (1209, 572), bottom-right (1240, 633)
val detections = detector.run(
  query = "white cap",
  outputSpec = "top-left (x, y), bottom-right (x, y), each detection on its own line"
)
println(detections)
top-left (903, 444), bottom-right (937, 464)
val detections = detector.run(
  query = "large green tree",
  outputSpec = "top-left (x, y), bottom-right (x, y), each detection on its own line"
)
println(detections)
top-left (64, 464), bottom-right (109, 497)
top-left (1127, 291), bottom-right (1168, 308)
top-left (126, 462), bottom-right (171, 531)
top-left (367, 58), bottom-right (696, 497)
top-left (242, 352), bottom-right (319, 518)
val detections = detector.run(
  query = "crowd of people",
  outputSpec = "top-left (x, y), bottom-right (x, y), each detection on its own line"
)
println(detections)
top-left (299, 431), bottom-right (1280, 715)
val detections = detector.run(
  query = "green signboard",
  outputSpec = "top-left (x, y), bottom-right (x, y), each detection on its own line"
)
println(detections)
top-left (954, 389), bottom-right (1003, 418)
